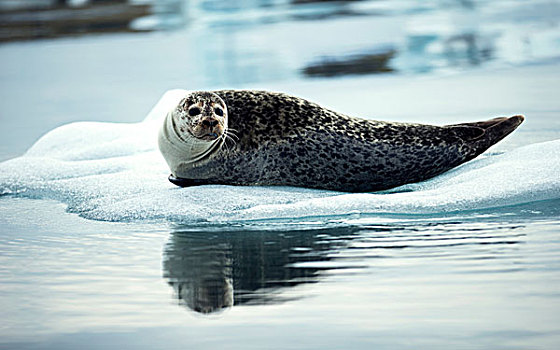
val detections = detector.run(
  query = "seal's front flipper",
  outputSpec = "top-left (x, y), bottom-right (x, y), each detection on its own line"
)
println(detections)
top-left (168, 175), bottom-right (217, 187)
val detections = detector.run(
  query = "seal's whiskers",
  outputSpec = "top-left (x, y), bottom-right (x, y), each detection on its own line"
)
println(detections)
top-left (224, 133), bottom-right (237, 148)
top-left (216, 128), bottom-right (237, 153)
top-left (226, 132), bottom-right (239, 141)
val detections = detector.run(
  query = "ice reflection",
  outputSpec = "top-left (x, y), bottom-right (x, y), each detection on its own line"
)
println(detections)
top-left (162, 226), bottom-right (358, 314)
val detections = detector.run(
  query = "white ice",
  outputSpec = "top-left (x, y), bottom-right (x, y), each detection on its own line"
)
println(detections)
top-left (0, 90), bottom-right (558, 224)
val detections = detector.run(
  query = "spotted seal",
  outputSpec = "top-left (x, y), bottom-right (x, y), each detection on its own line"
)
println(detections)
top-left (158, 90), bottom-right (524, 192)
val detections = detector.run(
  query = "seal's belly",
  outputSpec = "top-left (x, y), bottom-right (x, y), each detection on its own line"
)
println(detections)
top-left (182, 132), bottom-right (465, 192)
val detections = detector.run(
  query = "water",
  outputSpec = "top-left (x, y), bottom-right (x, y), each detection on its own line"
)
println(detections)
top-left (1, 199), bottom-right (559, 349)
top-left (1, 0), bottom-right (560, 349)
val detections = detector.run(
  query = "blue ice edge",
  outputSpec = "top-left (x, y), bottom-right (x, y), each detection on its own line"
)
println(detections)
top-left (0, 90), bottom-right (559, 225)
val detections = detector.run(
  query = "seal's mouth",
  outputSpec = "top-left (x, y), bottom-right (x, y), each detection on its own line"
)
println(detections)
top-left (189, 118), bottom-right (224, 142)
top-left (201, 133), bottom-right (219, 141)
top-left (190, 129), bottom-right (223, 142)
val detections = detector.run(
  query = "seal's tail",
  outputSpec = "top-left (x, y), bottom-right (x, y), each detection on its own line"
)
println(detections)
top-left (446, 115), bottom-right (525, 158)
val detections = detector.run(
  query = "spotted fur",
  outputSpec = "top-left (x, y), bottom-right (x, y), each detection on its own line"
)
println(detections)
top-left (164, 90), bottom-right (524, 192)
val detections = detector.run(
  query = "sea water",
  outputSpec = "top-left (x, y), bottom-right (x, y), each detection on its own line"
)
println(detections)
top-left (1, 85), bottom-right (560, 349)
top-left (1, 1), bottom-right (560, 349)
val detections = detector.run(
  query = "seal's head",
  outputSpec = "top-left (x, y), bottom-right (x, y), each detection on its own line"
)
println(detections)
top-left (173, 92), bottom-right (227, 142)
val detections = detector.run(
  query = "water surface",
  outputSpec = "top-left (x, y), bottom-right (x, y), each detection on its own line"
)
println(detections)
top-left (1, 1), bottom-right (560, 349)
top-left (1, 197), bottom-right (559, 349)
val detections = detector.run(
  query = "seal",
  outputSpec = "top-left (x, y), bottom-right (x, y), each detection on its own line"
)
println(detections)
top-left (158, 90), bottom-right (524, 192)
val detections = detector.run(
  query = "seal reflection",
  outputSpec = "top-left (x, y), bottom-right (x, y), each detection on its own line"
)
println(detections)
top-left (162, 227), bottom-right (358, 314)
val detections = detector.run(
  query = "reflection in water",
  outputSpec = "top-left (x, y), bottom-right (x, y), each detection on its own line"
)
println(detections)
top-left (162, 217), bottom-right (529, 314)
top-left (164, 235), bottom-right (234, 314)
top-left (163, 227), bottom-right (358, 314)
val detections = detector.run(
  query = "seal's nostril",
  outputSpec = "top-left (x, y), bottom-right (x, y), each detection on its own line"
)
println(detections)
top-left (202, 119), bottom-right (219, 128)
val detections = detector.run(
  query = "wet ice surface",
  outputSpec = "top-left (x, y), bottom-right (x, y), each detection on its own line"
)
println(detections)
top-left (1, 89), bottom-right (558, 225)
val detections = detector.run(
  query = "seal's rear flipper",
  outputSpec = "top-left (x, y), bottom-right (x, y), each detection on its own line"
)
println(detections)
top-left (448, 115), bottom-right (525, 157)
top-left (479, 115), bottom-right (524, 146)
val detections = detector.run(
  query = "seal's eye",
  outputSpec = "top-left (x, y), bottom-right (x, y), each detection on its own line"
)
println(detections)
top-left (214, 107), bottom-right (223, 117)
top-left (188, 107), bottom-right (201, 117)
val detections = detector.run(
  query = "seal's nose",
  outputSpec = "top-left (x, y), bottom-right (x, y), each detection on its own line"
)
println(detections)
top-left (202, 119), bottom-right (219, 128)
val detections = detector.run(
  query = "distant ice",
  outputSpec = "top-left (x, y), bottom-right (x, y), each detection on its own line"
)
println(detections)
top-left (0, 90), bottom-right (559, 224)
